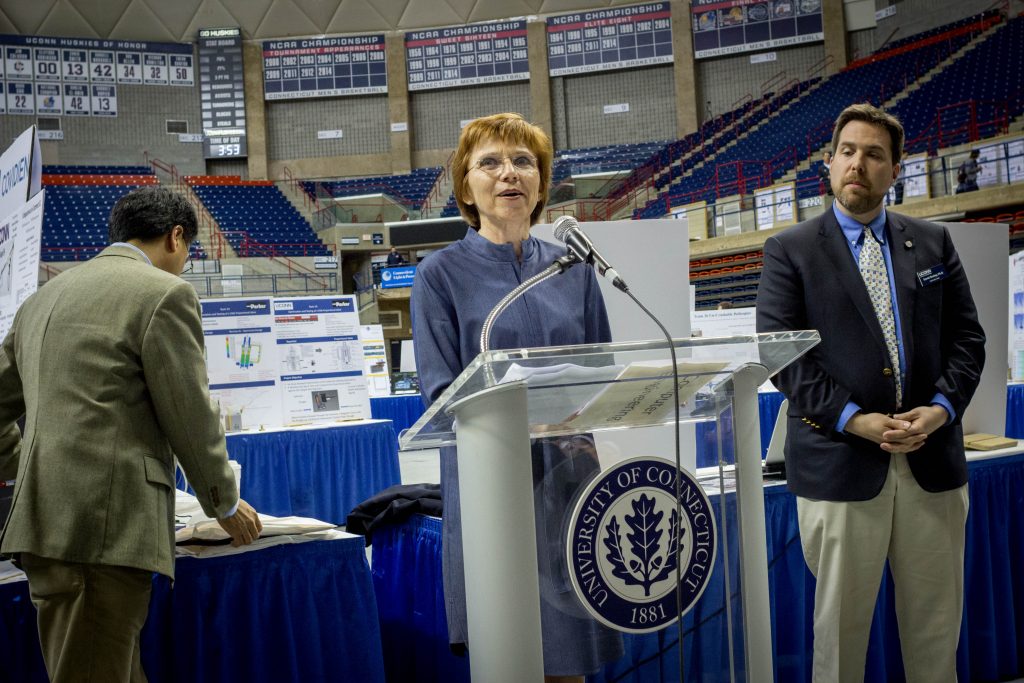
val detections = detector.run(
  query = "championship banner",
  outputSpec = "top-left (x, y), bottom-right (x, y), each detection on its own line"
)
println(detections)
top-left (262, 34), bottom-right (387, 101)
top-left (405, 20), bottom-right (528, 92)
top-left (547, 2), bottom-right (672, 77)
top-left (692, 0), bottom-right (823, 60)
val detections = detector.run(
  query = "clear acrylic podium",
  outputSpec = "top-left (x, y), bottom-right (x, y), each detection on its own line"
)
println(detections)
top-left (399, 331), bottom-right (819, 683)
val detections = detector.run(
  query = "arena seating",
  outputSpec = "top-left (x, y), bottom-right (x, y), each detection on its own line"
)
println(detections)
top-left (634, 12), bottom-right (1006, 218)
top-left (188, 176), bottom-right (330, 257)
top-left (303, 167), bottom-right (442, 210)
top-left (43, 164), bottom-right (154, 176)
top-left (40, 173), bottom-right (211, 263)
top-left (680, 12), bottom-right (1017, 308)
top-left (552, 140), bottom-right (669, 185)
top-left (895, 17), bottom-right (1024, 154)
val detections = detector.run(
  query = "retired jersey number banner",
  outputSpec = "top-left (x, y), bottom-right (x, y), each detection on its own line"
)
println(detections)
top-left (692, 0), bottom-right (823, 60)
top-left (547, 2), bottom-right (673, 77)
top-left (567, 457), bottom-right (716, 633)
top-left (405, 20), bottom-right (528, 91)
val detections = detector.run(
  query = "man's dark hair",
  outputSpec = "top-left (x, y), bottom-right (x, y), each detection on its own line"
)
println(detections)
top-left (108, 186), bottom-right (198, 244)
top-left (831, 103), bottom-right (905, 164)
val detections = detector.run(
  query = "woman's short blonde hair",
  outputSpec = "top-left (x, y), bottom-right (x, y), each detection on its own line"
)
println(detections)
top-left (451, 113), bottom-right (554, 228)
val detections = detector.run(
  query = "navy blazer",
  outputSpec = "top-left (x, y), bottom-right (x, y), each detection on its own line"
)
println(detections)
top-left (756, 210), bottom-right (986, 501)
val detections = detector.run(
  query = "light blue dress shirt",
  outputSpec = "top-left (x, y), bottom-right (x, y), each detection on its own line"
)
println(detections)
top-left (831, 202), bottom-right (954, 432)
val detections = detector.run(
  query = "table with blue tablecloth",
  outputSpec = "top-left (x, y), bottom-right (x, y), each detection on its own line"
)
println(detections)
top-left (1006, 383), bottom-right (1024, 438)
top-left (221, 420), bottom-right (400, 525)
top-left (371, 450), bottom-right (1024, 682)
top-left (370, 394), bottom-right (426, 437)
top-left (0, 534), bottom-right (386, 683)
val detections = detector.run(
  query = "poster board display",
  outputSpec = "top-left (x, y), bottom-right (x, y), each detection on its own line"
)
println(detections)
top-left (1010, 251), bottom-right (1024, 381)
top-left (0, 190), bottom-right (43, 341)
top-left (360, 324), bottom-right (392, 398)
top-left (0, 125), bottom-right (41, 341)
top-left (201, 298), bottom-right (283, 431)
top-left (273, 296), bottom-right (370, 425)
top-left (900, 153), bottom-right (929, 201)
top-left (754, 182), bottom-right (795, 230)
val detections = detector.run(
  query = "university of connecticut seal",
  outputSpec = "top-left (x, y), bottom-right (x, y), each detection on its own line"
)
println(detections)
top-left (566, 456), bottom-right (717, 633)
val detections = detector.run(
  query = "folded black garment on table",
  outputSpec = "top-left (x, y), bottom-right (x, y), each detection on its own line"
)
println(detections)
top-left (346, 483), bottom-right (442, 545)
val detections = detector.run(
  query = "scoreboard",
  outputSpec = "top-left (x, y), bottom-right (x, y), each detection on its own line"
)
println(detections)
top-left (198, 28), bottom-right (246, 159)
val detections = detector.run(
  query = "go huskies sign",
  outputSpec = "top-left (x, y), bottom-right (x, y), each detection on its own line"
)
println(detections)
top-left (566, 457), bottom-right (717, 633)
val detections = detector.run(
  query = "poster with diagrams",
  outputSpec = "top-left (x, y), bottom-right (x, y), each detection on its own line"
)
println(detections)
top-left (201, 298), bottom-right (282, 431)
top-left (360, 324), bottom-right (392, 398)
top-left (0, 125), bottom-right (42, 341)
top-left (274, 296), bottom-right (370, 424)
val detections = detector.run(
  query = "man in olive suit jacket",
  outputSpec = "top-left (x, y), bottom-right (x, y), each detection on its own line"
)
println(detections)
top-left (0, 186), bottom-right (262, 682)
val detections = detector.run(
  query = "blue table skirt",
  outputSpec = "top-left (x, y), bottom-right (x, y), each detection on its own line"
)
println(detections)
top-left (1007, 384), bottom-right (1024, 438)
top-left (370, 395), bottom-right (426, 438)
top-left (223, 421), bottom-right (400, 525)
top-left (0, 537), bottom-right (386, 683)
top-left (371, 453), bottom-right (1024, 683)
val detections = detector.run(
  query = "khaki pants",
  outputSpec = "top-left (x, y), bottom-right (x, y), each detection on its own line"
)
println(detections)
top-left (21, 553), bottom-right (152, 683)
top-left (797, 452), bottom-right (969, 683)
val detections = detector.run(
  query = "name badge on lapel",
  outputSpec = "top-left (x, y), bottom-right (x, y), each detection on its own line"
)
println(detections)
top-left (917, 264), bottom-right (947, 287)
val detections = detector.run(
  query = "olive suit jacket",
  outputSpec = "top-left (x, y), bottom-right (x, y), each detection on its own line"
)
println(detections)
top-left (755, 210), bottom-right (986, 501)
top-left (0, 246), bottom-right (237, 578)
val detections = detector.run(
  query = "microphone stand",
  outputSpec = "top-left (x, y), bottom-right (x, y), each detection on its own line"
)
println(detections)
top-left (479, 244), bottom-right (686, 681)
top-left (480, 253), bottom-right (579, 355)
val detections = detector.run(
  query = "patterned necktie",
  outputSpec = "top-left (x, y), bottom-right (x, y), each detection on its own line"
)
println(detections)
top-left (859, 227), bottom-right (903, 406)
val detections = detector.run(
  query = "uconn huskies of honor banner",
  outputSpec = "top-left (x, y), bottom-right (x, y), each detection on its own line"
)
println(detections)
top-left (547, 2), bottom-right (673, 77)
top-left (567, 457), bottom-right (716, 633)
top-left (405, 20), bottom-right (528, 92)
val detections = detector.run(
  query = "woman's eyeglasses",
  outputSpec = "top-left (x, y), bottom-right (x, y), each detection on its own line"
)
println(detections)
top-left (472, 155), bottom-right (538, 174)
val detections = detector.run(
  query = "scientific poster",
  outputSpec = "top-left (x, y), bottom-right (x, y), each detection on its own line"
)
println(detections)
top-left (0, 190), bottom-right (43, 341)
top-left (1009, 252), bottom-right (1024, 381)
top-left (274, 296), bottom-right (370, 424)
top-left (201, 298), bottom-right (282, 431)
top-left (360, 324), bottom-right (392, 398)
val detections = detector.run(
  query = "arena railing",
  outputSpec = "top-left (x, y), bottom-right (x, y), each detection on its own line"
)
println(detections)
top-left (663, 138), bottom-right (1024, 235)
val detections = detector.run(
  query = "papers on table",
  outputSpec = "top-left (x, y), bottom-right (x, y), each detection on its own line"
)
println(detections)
top-left (173, 489), bottom-right (344, 558)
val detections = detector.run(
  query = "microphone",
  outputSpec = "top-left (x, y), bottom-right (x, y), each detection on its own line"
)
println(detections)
top-left (553, 216), bottom-right (629, 292)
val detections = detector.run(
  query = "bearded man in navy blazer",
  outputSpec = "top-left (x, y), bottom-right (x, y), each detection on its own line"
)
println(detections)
top-left (756, 103), bottom-right (985, 682)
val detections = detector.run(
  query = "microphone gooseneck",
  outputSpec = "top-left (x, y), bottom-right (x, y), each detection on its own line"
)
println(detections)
top-left (553, 216), bottom-right (629, 292)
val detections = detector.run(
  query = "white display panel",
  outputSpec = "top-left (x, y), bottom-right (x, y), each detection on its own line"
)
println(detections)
top-left (201, 298), bottom-right (283, 432)
top-left (274, 296), bottom-right (370, 425)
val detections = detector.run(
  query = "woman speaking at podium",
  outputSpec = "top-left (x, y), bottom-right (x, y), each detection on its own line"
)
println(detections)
top-left (411, 113), bottom-right (622, 682)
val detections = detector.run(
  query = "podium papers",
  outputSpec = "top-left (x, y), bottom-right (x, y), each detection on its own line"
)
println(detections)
top-left (566, 360), bottom-right (728, 429)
